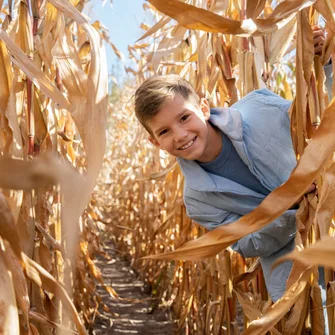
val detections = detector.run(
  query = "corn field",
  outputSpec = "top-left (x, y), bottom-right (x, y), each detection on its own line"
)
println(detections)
top-left (1, 0), bottom-right (335, 334)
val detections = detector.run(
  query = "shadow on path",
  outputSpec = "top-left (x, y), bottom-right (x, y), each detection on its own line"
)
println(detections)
top-left (92, 240), bottom-right (176, 334)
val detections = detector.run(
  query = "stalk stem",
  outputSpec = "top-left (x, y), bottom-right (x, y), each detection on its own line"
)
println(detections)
top-left (26, 0), bottom-right (35, 157)
top-left (241, 0), bottom-right (249, 51)
top-left (26, 0), bottom-right (41, 156)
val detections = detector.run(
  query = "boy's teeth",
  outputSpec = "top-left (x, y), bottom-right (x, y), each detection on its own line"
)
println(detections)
top-left (180, 138), bottom-right (194, 150)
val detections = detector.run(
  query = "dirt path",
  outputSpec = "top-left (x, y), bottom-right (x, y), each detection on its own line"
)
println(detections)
top-left (92, 240), bottom-right (175, 334)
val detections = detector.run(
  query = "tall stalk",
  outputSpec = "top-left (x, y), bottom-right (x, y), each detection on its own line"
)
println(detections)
top-left (26, 0), bottom-right (35, 156)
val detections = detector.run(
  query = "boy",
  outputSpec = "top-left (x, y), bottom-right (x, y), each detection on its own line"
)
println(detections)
top-left (134, 29), bottom-right (332, 303)
top-left (135, 77), bottom-right (298, 301)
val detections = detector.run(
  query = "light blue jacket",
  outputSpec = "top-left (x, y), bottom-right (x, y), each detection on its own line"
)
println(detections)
top-left (177, 89), bottom-right (298, 301)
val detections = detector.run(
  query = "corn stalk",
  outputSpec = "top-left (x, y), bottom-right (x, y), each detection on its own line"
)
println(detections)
top-left (0, 0), bottom-right (112, 333)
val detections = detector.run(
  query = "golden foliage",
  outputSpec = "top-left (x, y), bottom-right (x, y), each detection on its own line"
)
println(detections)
top-left (96, 0), bottom-right (335, 334)
top-left (0, 0), bottom-right (109, 333)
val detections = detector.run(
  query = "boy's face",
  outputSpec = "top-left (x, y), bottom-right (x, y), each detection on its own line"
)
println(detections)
top-left (147, 93), bottom-right (213, 161)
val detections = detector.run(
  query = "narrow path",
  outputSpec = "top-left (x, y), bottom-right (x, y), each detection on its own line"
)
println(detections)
top-left (92, 239), bottom-right (175, 334)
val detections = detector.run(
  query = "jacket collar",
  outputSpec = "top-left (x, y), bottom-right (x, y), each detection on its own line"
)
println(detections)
top-left (177, 158), bottom-right (217, 191)
top-left (209, 107), bottom-right (243, 141)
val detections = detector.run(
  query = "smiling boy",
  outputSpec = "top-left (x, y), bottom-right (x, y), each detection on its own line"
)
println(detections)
top-left (135, 75), bottom-right (301, 302)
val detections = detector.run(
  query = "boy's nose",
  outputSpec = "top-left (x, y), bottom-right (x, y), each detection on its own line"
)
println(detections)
top-left (174, 127), bottom-right (188, 143)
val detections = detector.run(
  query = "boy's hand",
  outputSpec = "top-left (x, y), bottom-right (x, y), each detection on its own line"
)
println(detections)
top-left (305, 183), bottom-right (316, 194)
top-left (293, 183), bottom-right (316, 208)
top-left (312, 25), bottom-right (326, 56)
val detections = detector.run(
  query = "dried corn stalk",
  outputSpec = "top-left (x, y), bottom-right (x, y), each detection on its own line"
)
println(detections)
top-left (0, 0), bottom-right (112, 333)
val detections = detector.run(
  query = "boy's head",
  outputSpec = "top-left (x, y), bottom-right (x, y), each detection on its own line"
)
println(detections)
top-left (134, 75), bottom-right (221, 162)
top-left (134, 75), bottom-right (200, 136)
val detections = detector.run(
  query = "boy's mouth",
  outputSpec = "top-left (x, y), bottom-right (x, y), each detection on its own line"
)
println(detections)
top-left (178, 136), bottom-right (197, 150)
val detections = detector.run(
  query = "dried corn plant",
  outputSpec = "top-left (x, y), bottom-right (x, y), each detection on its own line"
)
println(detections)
top-left (0, 0), bottom-right (114, 333)
top-left (95, 0), bottom-right (335, 334)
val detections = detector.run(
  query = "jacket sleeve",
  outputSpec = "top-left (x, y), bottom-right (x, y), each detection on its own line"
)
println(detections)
top-left (324, 62), bottom-right (333, 100)
top-left (184, 196), bottom-right (297, 258)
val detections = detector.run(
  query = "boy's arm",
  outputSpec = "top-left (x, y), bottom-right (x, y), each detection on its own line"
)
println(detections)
top-left (185, 196), bottom-right (296, 258)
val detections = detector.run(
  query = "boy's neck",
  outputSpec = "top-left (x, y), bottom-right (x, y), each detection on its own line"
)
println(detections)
top-left (196, 122), bottom-right (223, 163)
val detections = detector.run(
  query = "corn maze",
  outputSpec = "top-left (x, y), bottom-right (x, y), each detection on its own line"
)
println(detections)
top-left (1, 0), bottom-right (335, 334)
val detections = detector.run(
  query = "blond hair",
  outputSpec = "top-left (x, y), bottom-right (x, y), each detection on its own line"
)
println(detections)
top-left (134, 75), bottom-right (200, 136)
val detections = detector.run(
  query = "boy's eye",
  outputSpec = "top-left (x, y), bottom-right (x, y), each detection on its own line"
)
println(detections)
top-left (181, 115), bottom-right (190, 122)
top-left (159, 129), bottom-right (168, 136)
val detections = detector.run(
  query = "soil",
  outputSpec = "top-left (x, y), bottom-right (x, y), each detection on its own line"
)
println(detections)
top-left (91, 240), bottom-right (176, 335)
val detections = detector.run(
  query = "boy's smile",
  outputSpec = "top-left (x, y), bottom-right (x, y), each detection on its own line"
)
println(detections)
top-left (147, 94), bottom-right (222, 162)
top-left (178, 136), bottom-right (197, 150)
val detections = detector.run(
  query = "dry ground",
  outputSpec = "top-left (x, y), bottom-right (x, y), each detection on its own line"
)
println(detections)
top-left (91, 239), bottom-right (176, 334)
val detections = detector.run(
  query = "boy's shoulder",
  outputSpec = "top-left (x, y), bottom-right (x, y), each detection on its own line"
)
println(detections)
top-left (232, 89), bottom-right (291, 114)
top-left (210, 89), bottom-right (292, 139)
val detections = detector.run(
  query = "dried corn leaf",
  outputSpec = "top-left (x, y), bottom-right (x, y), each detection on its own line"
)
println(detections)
top-left (0, 40), bottom-right (12, 113)
top-left (282, 283), bottom-right (310, 335)
top-left (136, 15), bottom-right (171, 42)
top-left (0, 40), bottom-right (23, 162)
top-left (275, 237), bottom-right (335, 268)
top-left (0, 192), bottom-right (24, 259)
top-left (151, 24), bottom-right (187, 71)
top-left (23, 254), bottom-right (88, 335)
top-left (0, 155), bottom-right (88, 333)
top-left (52, 14), bottom-right (88, 99)
top-left (0, 28), bottom-right (72, 111)
top-left (267, 15), bottom-right (296, 64)
top-left (246, 0), bottom-right (266, 19)
top-left (314, 158), bottom-right (335, 237)
top-left (148, 0), bottom-right (316, 36)
top-left (0, 239), bottom-right (19, 335)
top-left (41, 3), bottom-right (58, 43)
top-left (2, 242), bottom-right (30, 332)
top-left (242, 268), bottom-right (311, 335)
top-left (48, 0), bottom-right (108, 261)
top-left (29, 311), bottom-right (79, 334)
top-left (234, 288), bottom-right (280, 334)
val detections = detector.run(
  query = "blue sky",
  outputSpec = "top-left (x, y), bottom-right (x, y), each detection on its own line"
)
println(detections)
top-left (86, 0), bottom-right (147, 79)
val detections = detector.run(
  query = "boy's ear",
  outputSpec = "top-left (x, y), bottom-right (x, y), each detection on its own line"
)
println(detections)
top-left (200, 98), bottom-right (210, 120)
top-left (148, 136), bottom-right (161, 149)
